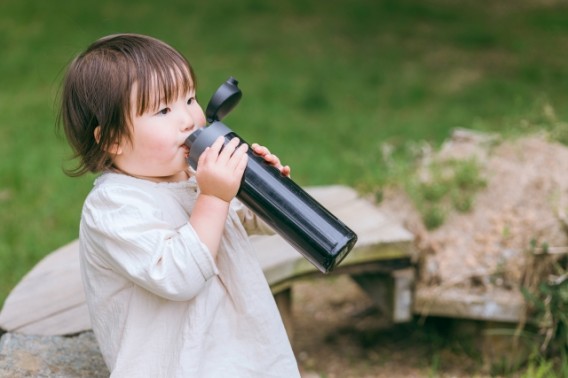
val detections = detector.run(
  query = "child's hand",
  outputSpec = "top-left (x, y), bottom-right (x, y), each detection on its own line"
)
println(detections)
top-left (251, 143), bottom-right (291, 177)
top-left (196, 136), bottom-right (248, 202)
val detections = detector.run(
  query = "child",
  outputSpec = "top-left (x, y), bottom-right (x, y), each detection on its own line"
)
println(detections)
top-left (59, 33), bottom-right (300, 377)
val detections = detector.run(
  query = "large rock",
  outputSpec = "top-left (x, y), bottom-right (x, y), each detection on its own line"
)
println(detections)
top-left (0, 331), bottom-right (108, 377)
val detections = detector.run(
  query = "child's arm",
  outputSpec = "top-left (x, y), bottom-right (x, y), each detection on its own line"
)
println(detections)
top-left (189, 136), bottom-right (248, 259)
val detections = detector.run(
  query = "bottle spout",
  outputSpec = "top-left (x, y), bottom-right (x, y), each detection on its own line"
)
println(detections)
top-left (185, 122), bottom-right (233, 170)
top-left (184, 128), bottom-right (201, 148)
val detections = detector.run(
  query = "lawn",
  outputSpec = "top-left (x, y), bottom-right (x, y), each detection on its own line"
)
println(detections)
top-left (1, 0), bottom-right (568, 316)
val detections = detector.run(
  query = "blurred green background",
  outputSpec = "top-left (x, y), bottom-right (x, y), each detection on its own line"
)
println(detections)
top-left (1, 0), bottom-right (568, 309)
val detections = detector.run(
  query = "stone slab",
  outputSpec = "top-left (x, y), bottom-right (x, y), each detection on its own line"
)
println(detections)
top-left (0, 331), bottom-right (108, 377)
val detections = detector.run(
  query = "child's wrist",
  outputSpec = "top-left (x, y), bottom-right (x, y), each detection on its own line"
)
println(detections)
top-left (198, 193), bottom-right (232, 206)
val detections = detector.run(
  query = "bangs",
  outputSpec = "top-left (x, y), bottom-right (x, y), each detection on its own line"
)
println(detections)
top-left (59, 33), bottom-right (199, 175)
top-left (131, 48), bottom-right (195, 115)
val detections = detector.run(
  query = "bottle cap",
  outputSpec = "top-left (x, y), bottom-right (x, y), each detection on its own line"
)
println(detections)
top-left (205, 77), bottom-right (242, 123)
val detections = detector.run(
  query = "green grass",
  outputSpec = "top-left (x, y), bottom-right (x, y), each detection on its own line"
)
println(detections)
top-left (406, 158), bottom-right (487, 230)
top-left (2, 0), bottom-right (568, 321)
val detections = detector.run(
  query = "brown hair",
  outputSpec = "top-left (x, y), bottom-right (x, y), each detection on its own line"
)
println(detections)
top-left (58, 33), bottom-right (196, 176)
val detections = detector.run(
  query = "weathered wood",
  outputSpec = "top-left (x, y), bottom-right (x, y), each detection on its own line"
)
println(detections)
top-left (0, 185), bottom-right (415, 336)
top-left (0, 240), bottom-right (90, 336)
top-left (413, 284), bottom-right (526, 323)
top-left (351, 267), bottom-right (415, 324)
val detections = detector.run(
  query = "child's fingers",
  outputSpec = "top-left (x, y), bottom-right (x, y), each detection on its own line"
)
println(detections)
top-left (251, 142), bottom-right (290, 176)
top-left (252, 143), bottom-right (270, 157)
top-left (234, 148), bottom-right (249, 175)
top-left (227, 142), bottom-right (248, 170)
top-left (267, 153), bottom-right (280, 166)
top-left (216, 137), bottom-right (240, 163)
top-left (204, 136), bottom-right (225, 163)
top-left (281, 165), bottom-right (291, 177)
top-left (197, 146), bottom-right (210, 167)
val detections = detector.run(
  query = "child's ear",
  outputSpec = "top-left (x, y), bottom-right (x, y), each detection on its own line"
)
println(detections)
top-left (94, 126), bottom-right (123, 155)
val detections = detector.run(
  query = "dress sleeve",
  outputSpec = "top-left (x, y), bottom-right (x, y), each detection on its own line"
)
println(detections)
top-left (80, 185), bottom-right (219, 302)
top-left (231, 199), bottom-right (275, 236)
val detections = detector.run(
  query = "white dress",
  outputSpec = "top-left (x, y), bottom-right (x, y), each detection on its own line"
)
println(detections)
top-left (79, 172), bottom-right (300, 377)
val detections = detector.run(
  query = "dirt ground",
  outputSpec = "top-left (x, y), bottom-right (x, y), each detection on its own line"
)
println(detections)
top-left (292, 276), bottom-right (488, 378)
top-left (289, 131), bottom-right (568, 377)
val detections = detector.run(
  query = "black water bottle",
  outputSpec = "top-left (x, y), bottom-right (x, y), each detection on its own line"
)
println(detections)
top-left (185, 77), bottom-right (357, 273)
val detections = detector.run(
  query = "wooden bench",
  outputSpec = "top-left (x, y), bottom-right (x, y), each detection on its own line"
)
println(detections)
top-left (0, 185), bottom-right (415, 337)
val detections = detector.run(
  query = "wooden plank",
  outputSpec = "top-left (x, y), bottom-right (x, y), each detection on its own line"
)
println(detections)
top-left (0, 185), bottom-right (414, 336)
top-left (0, 240), bottom-right (90, 336)
top-left (298, 185), bottom-right (359, 210)
top-left (352, 268), bottom-right (415, 324)
top-left (413, 285), bottom-right (526, 323)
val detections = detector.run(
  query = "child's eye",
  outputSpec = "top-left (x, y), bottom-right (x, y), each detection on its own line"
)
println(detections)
top-left (187, 97), bottom-right (195, 105)
top-left (157, 107), bottom-right (170, 115)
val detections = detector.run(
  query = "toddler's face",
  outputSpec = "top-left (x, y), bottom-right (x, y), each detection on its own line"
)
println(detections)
top-left (112, 82), bottom-right (206, 182)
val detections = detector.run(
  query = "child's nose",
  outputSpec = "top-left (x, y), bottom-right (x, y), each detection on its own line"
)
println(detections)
top-left (180, 108), bottom-right (195, 131)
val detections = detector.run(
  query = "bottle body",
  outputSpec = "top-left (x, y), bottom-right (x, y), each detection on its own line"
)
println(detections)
top-left (186, 122), bottom-right (357, 273)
